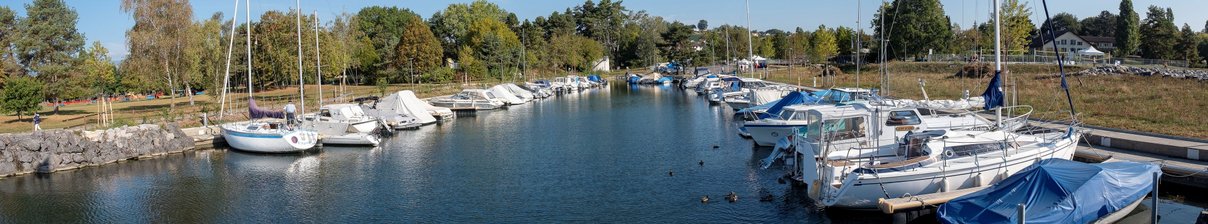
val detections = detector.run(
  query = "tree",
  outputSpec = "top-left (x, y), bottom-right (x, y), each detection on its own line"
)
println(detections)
top-left (573, 0), bottom-right (626, 57)
top-left (660, 22), bottom-right (695, 65)
top-left (871, 0), bottom-right (954, 60)
top-left (1115, 0), bottom-right (1141, 57)
top-left (810, 25), bottom-right (838, 63)
top-left (395, 14), bottom-right (444, 83)
top-left (697, 19), bottom-right (708, 31)
top-left (548, 35), bottom-right (604, 72)
top-left (15, 0), bottom-right (83, 113)
top-left (999, 0), bottom-right (1035, 54)
top-left (1040, 13), bottom-right (1080, 34)
top-left (0, 6), bottom-right (22, 79)
top-left (1177, 24), bottom-right (1201, 65)
top-left (0, 76), bottom-right (43, 119)
top-left (356, 6), bottom-right (423, 80)
top-left (429, 0), bottom-right (510, 60)
top-left (1079, 11), bottom-right (1117, 37)
top-left (121, 0), bottom-right (194, 112)
top-left (1139, 6), bottom-right (1177, 60)
top-left (834, 26), bottom-right (855, 55)
top-left (81, 41), bottom-right (116, 125)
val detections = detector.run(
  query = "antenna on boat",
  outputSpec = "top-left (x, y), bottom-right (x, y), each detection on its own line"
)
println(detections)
top-left (1038, 0), bottom-right (1078, 122)
top-left (218, 0), bottom-right (241, 120)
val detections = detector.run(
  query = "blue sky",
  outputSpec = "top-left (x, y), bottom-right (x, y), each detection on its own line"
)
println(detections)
top-left (3, 0), bottom-right (1206, 61)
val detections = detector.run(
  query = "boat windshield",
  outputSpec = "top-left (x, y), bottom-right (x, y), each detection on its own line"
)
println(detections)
top-left (806, 116), bottom-right (867, 142)
top-left (777, 110), bottom-right (811, 121)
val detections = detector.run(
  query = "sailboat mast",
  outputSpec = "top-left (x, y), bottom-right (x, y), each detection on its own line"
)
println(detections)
top-left (856, 0), bottom-right (861, 88)
top-left (296, 0), bottom-right (305, 115)
top-left (245, 0), bottom-right (252, 100)
top-left (314, 11), bottom-right (322, 109)
top-left (993, 0), bottom-right (1003, 126)
top-left (745, 0), bottom-right (754, 77)
top-left (219, 0), bottom-right (241, 119)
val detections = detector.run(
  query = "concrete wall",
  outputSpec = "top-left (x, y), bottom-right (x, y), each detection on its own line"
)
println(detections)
top-left (0, 124), bottom-right (195, 177)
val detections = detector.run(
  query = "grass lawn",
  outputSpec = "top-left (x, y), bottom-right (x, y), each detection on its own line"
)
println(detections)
top-left (755, 62), bottom-right (1207, 139)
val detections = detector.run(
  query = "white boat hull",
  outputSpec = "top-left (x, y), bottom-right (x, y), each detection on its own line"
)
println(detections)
top-left (819, 134), bottom-right (1080, 209)
top-left (320, 133), bottom-right (380, 146)
top-left (221, 124), bottom-right (318, 153)
top-left (745, 124), bottom-right (800, 146)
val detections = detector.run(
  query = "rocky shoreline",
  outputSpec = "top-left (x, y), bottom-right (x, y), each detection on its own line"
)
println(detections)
top-left (0, 124), bottom-right (195, 177)
top-left (1074, 65), bottom-right (1208, 80)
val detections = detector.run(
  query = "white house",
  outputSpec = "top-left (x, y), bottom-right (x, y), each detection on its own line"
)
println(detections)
top-left (1034, 31), bottom-right (1115, 54)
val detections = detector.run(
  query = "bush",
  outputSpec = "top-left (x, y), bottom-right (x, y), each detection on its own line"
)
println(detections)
top-left (0, 76), bottom-right (44, 119)
top-left (376, 77), bottom-right (389, 96)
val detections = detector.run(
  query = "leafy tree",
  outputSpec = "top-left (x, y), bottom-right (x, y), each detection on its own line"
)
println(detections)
top-left (122, 0), bottom-right (195, 111)
top-left (786, 29), bottom-right (811, 63)
top-left (429, 0), bottom-right (510, 60)
top-left (1079, 11), bottom-right (1117, 37)
top-left (1139, 6), bottom-right (1177, 60)
top-left (1115, 0), bottom-right (1141, 57)
top-left (810, 25), bottom-right (838, 63)
top-left (1199, 34), bottom-right (1208, 65)
top-left (194, 13), bottom-right (228, 98)
top-left (549, 35), bottom-right (604, 72)
top-left (1040, 13), bottom-right (1080, 34)
top-left (15, 0), bottom-right (83, 113)
top-left (573, 0), bottom-right (626, 56)
top-left (356, 6), bottom-right (422, 80)
top-left (1177, 24), bottom-right (1201, 65)
top-left (998, 0), bottom-right (1035, 54)
top-left (834, 26), bottom-right (855, 55)
top-left (697, 19), bottom-right (708, 31)
top-left (81, 41), bottom-right (115, 96)
top-left (871, 0), bottom-right (954, 60)
top-left (0, 75), bottom-right (43, 119)
top-left (395, 14), bottom-right (444, 83)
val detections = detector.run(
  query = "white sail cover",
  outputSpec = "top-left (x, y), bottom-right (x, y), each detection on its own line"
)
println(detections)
top-left (489, 85), bottom-right (526, 105)
top-left (381, 90), bottom-right (437, 124)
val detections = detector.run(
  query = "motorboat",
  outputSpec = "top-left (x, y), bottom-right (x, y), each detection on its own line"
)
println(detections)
top-left (301, 104), bottom-right (381, 146)
top-left (724, 87), bottom-right (790, 111)
top-left (937, 159), bottom-right (1160, 224)
top-left (782, 105), bottom-right (1076, 209)
top-left (746, 102), bottom-right (996, 147)
top-left (551, 77), bottom-right (573, 93)
top-left (489, 85), bottom-right (527, 105)
top-left (428, 89), bottom-right (505, 110)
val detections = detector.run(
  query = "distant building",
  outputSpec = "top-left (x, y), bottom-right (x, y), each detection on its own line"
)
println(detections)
top-left (1030, 31), bottom-right (1115, 54)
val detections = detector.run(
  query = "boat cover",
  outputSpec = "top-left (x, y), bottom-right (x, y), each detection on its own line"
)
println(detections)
top-left (747, 91), bottom-right (825, 119)
top-left (656, 76), bottom-right (673, 83)
top-left (937, 159), bottom-right (1161, 224)
top-left (587, 75), bottom-right (602, 82)
top-left (389, 91), bottom-right (438, 124)
top-left (248, 99), bottom-right (285, 119)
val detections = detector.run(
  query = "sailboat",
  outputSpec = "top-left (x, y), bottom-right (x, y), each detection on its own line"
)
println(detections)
top-left (218, 0), bottom-right (318, 153)
top-left (780, 0), bottom-right (1082, 209)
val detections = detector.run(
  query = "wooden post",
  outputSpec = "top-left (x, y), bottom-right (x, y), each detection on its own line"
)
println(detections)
top-left (1153, 172), bottom-right (1160, 224)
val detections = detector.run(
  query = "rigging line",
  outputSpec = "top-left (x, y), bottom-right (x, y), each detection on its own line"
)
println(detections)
top-left (1039, 0), bottom-right (1078, 122)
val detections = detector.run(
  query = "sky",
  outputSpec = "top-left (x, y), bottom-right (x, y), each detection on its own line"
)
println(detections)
top-left (3, 0), bottom-right (1207, 62)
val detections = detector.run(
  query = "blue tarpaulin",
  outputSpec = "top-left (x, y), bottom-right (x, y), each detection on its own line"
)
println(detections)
top-left (587, 75), bottom-right (602, 82)
top-left (937, 159), bottom-right (1160, 224)
top-left (738, 91), bottom-right (826, 119)
top-left (981, 70), bottom-right (1005, 110)
top-left (656, 76), bottom-right (673, 84)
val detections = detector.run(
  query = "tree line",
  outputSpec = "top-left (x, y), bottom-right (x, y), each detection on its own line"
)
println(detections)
top-left (2, 0), bottom-right (1208, 118)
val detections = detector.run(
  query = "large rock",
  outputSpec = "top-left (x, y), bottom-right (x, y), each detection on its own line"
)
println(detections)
top-left (0, 123), bottom-right (197, 176)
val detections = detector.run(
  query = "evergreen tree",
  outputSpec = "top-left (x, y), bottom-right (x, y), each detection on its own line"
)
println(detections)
top-left (0, 6), bottom-right (21, 79)
top-left (1177, 24), bottom-right (1201, 65)
top-left (1139, 6), bottom-right (1177, 60)
top-left (697, 20), bottom-right (708, 31)
top-left (1115, 0), bottom-right (1141, 57)
top-left (15, 0), bottom-right (83, 113)
top-left (1079, 11), bottom-right (1117, 37)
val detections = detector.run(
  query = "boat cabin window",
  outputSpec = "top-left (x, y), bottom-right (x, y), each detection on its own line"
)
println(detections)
top-left (886, 110), bottom-right (922, 126)
top-left (485, 92), bottom-right (497, 99)
top-left (943, 142), bottom-right (1007, 159)
top-left (319, 109), bottom-right (332, 118)
top-left (806, 116), bottom-right (867, 141)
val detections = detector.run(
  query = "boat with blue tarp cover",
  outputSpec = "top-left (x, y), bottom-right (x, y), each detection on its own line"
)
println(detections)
top-left (937, 159), bottom-right (1161, 224)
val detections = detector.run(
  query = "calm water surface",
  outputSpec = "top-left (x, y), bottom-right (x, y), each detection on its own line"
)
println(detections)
top-left (0, 85), bottom-right (1202, 223)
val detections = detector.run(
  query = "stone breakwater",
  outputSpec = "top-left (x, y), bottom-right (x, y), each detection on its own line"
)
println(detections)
top-left (0, 124), bottom-right (195, 177)
top-left (1074, 65), bottom-right (1208, 80)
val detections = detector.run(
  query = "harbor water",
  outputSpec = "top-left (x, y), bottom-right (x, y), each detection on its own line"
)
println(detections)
top-left (0, 84), bottom-right (1202, 223)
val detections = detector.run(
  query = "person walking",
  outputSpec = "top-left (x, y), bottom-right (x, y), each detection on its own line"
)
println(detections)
top-left (284, 100), bottom-right (297, 127)
top-left (32, 113), bottom-right (42, 131)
